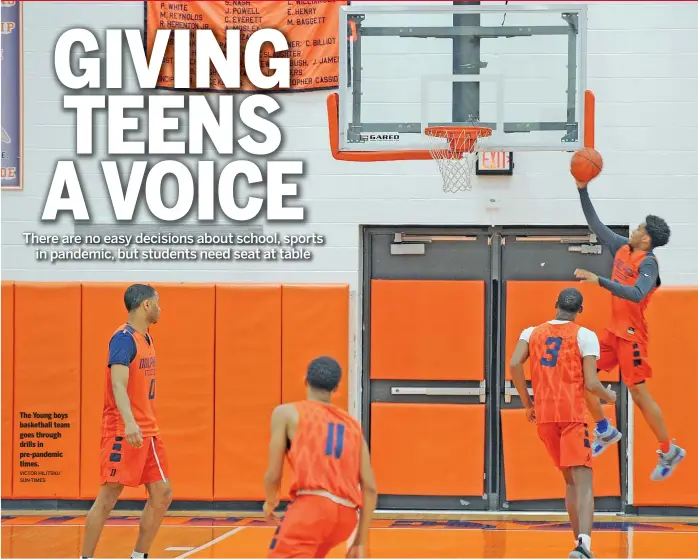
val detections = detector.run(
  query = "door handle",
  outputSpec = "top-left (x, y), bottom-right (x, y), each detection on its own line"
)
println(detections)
top-left (391, 381), bottom-right (486, 403)
top-left (504, 380), bottom-right (533, 404)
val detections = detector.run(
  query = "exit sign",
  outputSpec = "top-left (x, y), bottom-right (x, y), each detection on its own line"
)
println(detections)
top-left (476, 152), bottom-right (514, 175)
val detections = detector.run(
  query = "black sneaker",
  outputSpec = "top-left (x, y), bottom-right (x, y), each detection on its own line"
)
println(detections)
top-left (568, 537), bottom-right (594, 558)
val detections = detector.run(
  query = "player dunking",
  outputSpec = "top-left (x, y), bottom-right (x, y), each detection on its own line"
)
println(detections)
top-left (510, 288), bottom-right (616, 559)
top-left (573, 181), bottom-right (686, 480)
top-left (263, 357), bottom-right (377, 558)
top-left (81, 285), bottom-right (172, 559)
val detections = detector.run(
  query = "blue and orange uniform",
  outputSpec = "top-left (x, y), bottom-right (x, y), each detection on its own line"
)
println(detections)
top-left (269, 400), bottom-right (362, 558)
top-left (579, 188), bottom-right (659, 386)
top-left (524, 321), bottom-right (597, 470)
top-left (100, 324), bottom-right (169, 487)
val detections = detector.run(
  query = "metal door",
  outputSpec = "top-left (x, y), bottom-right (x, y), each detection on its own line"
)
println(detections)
top-left (496, 227), bottom-right (629, 512)
top-left (361, 226), bottom-right (495, 510)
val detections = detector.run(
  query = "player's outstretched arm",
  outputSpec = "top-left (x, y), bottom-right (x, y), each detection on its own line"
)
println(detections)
top-left (582, 356), bottom-right (616, 403)
top-left (577, 183), bottom-right (628, 255)
top-left (598, 256), bottom-right (659, 303)
top-left (509, 338), bottom-right (535, 421)
top-left (263, 404), bottom-right (291, 520)
top-left (347, 438), bottom-right (377, 558)
top-left (110, 364), bottom-right (142, 448)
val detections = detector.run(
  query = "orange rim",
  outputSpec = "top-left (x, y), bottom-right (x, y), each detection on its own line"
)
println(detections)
top-left (424, 126), bottom-right (492, 155)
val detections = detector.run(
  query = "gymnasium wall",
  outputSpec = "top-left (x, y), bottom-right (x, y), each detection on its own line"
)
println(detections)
top-left (1, 1), bottom-right (698, 285)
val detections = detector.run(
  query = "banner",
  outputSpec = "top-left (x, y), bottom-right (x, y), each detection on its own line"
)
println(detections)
top-left (146, 1), bottom-right (345, 92)
top-left (1, 0), bottom-right (22, 190)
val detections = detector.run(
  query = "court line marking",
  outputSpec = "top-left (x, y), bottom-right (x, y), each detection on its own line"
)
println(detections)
top-left (166, 547), bottom-right (195, 551)
top-left (3, 524), bottom-right (698, 535)
top-left (174, 526), bottom-right (246, 559)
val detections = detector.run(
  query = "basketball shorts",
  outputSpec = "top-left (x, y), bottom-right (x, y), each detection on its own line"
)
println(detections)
top-left (268, 495), bottom-right (358, 558)
top-left (100, 435), bottom-right (169, 487)
top-left (597, 330), bottom-right (652, 386)
top-left (537, 422), bottom-right (592, 471)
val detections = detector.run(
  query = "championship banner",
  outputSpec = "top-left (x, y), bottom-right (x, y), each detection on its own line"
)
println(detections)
top-left (1, 0), bottom-right (23, 190)
top-left (145, 1), bottom-right (345, 92)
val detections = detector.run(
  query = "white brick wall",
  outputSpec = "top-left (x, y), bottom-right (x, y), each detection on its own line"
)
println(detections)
top-left (2, 1), bottom-right (698, 285)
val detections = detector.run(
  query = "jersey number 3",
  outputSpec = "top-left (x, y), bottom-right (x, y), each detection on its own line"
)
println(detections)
top-left (325, 422), bottom-right (345, 459)
top-left (540, 336), bottom-right (563, 367)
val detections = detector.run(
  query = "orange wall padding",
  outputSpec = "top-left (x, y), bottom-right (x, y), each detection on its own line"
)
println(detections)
top-left (149, 284), bottom-right (216, 500)
top-left (2, 282), bottom-right (14, 498)
top-left (371, 280), bottom-right (486, 381)
top-left (214, 284), bottom-right (282, 501)
top-left (505, 281), bottom-right (619, 382)
top-left (501, 404), bottom-right (620, 502)
top-left (281, 285), bottom-right (349, 408)
top-left (371, 402), bottom-right (486, 496)
top-left (13, 284), bottom-right (82, 498)
top-left (80, 283), bottom-right (145, 501)
top-left (633, 288), bottom-right (698, 507)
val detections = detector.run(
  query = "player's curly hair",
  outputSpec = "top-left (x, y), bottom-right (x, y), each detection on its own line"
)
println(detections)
top-left (306, 356), bottom-right (342, 392)
top-left (645, 215), bottom-right (671, 249)
top-left (124, 284), bottom-right (156, 312)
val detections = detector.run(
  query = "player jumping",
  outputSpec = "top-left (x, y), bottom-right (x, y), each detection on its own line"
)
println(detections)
top-left (263, 356), bottom-right (377, 558)
top-left (511, 287), bottom-right (616, 559)
top-left (574, 181), bottom-right (686, 480)
top-left (81, 284), bottom-right (171, 559)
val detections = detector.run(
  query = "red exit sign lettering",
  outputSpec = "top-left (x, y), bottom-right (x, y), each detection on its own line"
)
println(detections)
top-left (476, 152), bottom-right (514, 175)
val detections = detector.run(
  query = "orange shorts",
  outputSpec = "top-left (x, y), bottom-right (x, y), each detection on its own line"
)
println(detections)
top-left (537, 422), bottom-right (592, 471)
top-left (597, 330), bottom-right (652, 386)
top-left (268, 495), bottom-right (358, 558)
top-left (100, 435), bottom-right (169, 487)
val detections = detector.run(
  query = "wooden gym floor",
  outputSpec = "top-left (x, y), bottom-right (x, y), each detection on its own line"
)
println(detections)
top-left (3, 514), bottom-right (698, 558)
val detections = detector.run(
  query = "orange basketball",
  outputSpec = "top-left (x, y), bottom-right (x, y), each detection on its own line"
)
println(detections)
top-left (570, 148), bottom-right (603, 183)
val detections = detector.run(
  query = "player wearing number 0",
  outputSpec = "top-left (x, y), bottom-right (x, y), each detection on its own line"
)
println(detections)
top-left (574, 180), bottom-right (686, 480)
top-left (510, 288), bottom-right (616, 559)
top-left (263, 357), bottom-right (377, 558)
top-left (81, 284), bottom-right (171, 559)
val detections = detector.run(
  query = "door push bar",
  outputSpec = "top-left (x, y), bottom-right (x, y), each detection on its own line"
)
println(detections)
top-left (504, 380), bottom-right (534, 404)
top-left (391, 381), bottom-right (486, 403)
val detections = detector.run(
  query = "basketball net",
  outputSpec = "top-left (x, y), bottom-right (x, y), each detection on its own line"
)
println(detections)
top-left (424, 126), bottom-right (492, 193)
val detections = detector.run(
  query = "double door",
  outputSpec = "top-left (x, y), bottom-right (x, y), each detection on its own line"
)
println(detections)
top-left (361, 226), bottom-right (629, 511)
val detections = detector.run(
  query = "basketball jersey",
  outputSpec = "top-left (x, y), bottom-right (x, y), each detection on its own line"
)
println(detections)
top-left (528, 321), bottom-right (586, 423)
top-left (287, 400), bottom-right (363, 508)
top-left (101, 324), bottom-right (159, 438)
top-left (608, 245), bottom-right (658, 343)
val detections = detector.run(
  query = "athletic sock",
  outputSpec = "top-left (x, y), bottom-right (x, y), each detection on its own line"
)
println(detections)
top-left (579, 534), bottom-right (591, 551)
top-left (131, 553), bottom-right (147, 559)
top-left (596, 419), bottom-right (609, 434)
top-left (659, 440), bottom-right (671, 454)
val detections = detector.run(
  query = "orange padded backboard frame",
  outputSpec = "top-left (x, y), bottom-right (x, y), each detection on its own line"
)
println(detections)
top-left (327, 90), bottom-right (596, 161)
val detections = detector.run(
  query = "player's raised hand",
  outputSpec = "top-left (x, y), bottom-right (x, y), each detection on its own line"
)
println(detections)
top-left (263, 499), bottom-right (280, 523)
top-left (575, 179), bottom-right (588, 190)
top-left (125, 421), bottom-right (143, 448)
top-left (574, 269), bottom-right (599, 284)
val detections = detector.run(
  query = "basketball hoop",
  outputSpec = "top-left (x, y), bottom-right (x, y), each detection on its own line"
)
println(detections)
top-left (424, 126), bottom-right (492, 193)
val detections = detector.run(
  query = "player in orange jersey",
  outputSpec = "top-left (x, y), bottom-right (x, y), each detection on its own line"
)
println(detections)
top-left (263, 356), bottom-right (377, 558)
top-left (574, 180), bottom-right (686, 481)
top-left (510, 288), bottom-right (616, 559)
top-left (81, 284), bottom-right (171, 559)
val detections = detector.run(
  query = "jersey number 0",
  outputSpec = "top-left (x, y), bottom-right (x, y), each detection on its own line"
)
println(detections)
top-left (540, 336), bottom-right (563, 367)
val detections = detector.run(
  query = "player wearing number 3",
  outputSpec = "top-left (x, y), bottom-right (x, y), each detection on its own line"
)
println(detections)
top-left (263, 357), bottom-right (377, 558)
top-left (81, 284), bottom-right (171, 559)
top-left (510, 288), bottom-right (616, 559)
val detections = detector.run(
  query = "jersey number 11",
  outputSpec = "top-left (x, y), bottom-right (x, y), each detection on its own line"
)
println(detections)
top-left (325, 422), bottom-right (345, 459)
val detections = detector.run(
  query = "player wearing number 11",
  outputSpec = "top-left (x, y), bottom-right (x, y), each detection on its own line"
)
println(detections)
top-left (81, 284), bottom-right (171, 559)
top-left (263, 357), bottom-right (377, 558)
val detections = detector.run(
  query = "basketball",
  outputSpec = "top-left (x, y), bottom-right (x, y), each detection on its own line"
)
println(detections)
top-left (570, 148), bottom-right (603, 183)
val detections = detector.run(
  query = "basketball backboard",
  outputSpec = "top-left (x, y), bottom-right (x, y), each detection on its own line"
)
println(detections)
top-left (334, 2), bottom-right (590, 156)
